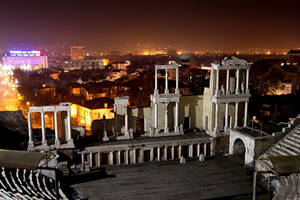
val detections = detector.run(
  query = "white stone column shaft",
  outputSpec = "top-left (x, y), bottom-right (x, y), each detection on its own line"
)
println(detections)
top-left (246, 69), bottom-right (249, 93)
top-left (178, 145), bottom-right (182, 158)
top-left (150, 148), bottom-right (154, 162)
top-left (164, 146), bottom-right (167, 161)
top-left (27, 112), bottom-right (33, 147)
top-left (210, 141), bottom-right (214, 156)
top-left (244, 102), bottom-right (248, 127)
top-left (117, 151), bottom-right (121, 165)
top-left (54, 111), bottom-right (60, 145)
top-left (236, 69), bottom-right (240, 94)
top-left (235, 102), bottom-right (239, 128)
top-left (189, 144), bottom-right (193, 157)
top-left (133, 149), bottom-right (136, 164)
top-left (226, 69), bottom-right (230, 94)
top-left (171, 146), bottom-right (175, 160)
top-left (175, 68), bottom-right (179, 93)
top-left (165, 69), bottom-right (169, 94)
top-left (157, 147), bottom-right (161, 161)
top-left (125, 105), bottom-right (128, 135)
top-left (41, 111), bottom-right (46, 146)
top-left (214, 103), bottom-right (219, 132)
top-left (203, 143), bottom-right (207, 156)
top-left (108, 151), bottom-right (113, 165)
top-left (81, 154), bottom-right (84, 164)
top-left (67, 110), bottom-right (72, 140)
top-left (175, 101), bottom-right (179, 132)
top-left (225, 103), bottom-right (229, 130)
top-left (89, 153), bottom-right (93, 168)
top-left (125, 150), bottom-right (129, 164)
top-left (139, 149), bottom-right (144, 163)
top-left (164, 103), bottom-right (169, 133)
top-left (97, 152), bottom-right (101, 167)
top-left (197, 144), bottom-right (200, 157)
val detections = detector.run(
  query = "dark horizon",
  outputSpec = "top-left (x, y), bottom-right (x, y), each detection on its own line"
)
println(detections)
top-left (1, 0), bottom-right (300, 51)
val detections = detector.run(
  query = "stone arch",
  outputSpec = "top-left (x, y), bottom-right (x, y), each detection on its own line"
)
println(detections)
top-left (232, 138), bottom-right (247, 162)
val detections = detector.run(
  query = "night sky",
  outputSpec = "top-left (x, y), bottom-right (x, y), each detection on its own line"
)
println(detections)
top-left (0, 0), bottom-right (300, 51)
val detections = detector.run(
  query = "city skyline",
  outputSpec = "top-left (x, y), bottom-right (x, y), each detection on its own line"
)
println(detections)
top-left (0, 0), bottom-right (300, 51)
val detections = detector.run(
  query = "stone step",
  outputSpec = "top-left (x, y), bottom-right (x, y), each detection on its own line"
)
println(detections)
top-left (281, 137), bottom-right (300, 153)
top-left (276, 142), bottom-right (299, 155)
top-left (268, 146), bottom-right (289, 156)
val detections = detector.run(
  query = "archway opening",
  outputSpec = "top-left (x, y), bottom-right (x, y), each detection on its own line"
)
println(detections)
top-left (232, 138), bottom-right (246, 164)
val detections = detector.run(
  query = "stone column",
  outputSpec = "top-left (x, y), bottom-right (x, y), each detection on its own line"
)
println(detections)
top-left (210, 142), bottom-right (214, 156)
top-left (235, 69), bottom-right (240, 94)
top-left (203, 143), bottom-right (207, 156)
top-left (214, 103), bottom-right (219, 132)
top-left (225, 103), bottom-right (229, 130)
top-left (164, 103), bottom-right (169, 133)
top-left (234, 102), bottom-right (239, 128)
top-left (171, 146), bottom-right (175, 160)
top-left (81, 154), bottom-right (85, 165)
top-left (125, 150), bottom-right (129, 164)
top-left (109, 151), bottom-right (114, 165)
top-left (117, 151), bottom-right (121, 165)
top-left (41, 111), bottom-right (47, 147)
top-left (150, 148), bottom-right (154, 162)
top-left (89, 153), bottom-right (93, 168)
top-left (132, 149), bottom-right (136, 164)
top-left (215, 69), bottom-right (219, 95)
top-left (178, 145), bottom-right (182, 158)
top-left (54, 111), bottom-right (60, 146)
top-left (125, 105), bottom-right (129, 136)
top-left (66, 109), bottom-right (72, 141)
top-left (154, 69), bottom-right (158, 94)
top-left (175, 67), bottom-right (179, 94)
top-left (197, 143), bottom-right (200, 157)
top-left (246, 69), bottom-right (249, 93)
top-left (139, 149), bottom-right (144, 163)
top-left (97, 152), bottom-right (101, 167)
top-left (164, 146), bottom-right (167, 161)
top-left (157, 147), bottom-right (161, 161)
top-left (27, 112), bottom-right (34, 148)
top-left (226, 69), bottom-right (230, 94)
top-left (189, 144), bottom-right (193, 157)
top-left (244, 102), bottom-right (248, 127)
top-left (175, 101), bottom-right (179, 132)
top-left (165, 69), bottom-right (169, 94)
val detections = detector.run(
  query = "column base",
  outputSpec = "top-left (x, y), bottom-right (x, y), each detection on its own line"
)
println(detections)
top-left (64, 139), bottom-right (75, 149)
top-left (164, 127), bottom-right (169, 133)
top-left (102, 131), bottom-right (109, 141)
top-left (54, 140), bottom-right (61, 148)
top-left (41, 141), bottom-right (48, 148)
top-left (27, 142), bottom-right (35, 151)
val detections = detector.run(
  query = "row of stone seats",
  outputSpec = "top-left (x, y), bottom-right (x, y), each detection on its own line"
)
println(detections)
top-left (0, 167), bottom-right (68, 200)
top-left (263, 126), bottom-right (300, 157)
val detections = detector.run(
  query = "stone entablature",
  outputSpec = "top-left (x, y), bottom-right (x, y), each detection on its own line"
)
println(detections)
top-left (211, 93), bottom-right (251, 103)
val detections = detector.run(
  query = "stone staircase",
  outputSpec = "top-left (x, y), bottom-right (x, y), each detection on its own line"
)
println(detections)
top-left (262, 125), bottom-right (300, 157)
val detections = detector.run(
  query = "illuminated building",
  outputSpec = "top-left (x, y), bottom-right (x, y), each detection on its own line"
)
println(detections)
top-left (2, 50), bottom-right (48, 71)
top-left (70, 46), bottom-right (86, 60)
top-left (70, 98), bottom-right (114, 133)
top-left (63, 59), bottom-right (107, 71)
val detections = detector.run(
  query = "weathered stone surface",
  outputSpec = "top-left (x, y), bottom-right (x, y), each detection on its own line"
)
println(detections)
top-left (74, 158), bottom-right (253, 200)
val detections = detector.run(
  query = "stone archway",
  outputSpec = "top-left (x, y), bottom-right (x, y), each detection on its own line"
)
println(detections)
top-left (232, 138), bottom-right (246, 162)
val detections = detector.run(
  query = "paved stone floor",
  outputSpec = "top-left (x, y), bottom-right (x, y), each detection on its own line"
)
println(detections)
top-left (74, 157), bottom-right (254, 200)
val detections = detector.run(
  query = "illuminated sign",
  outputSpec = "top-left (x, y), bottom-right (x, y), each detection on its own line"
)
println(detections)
top-left (9, 50), bottom-right (41, 56)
